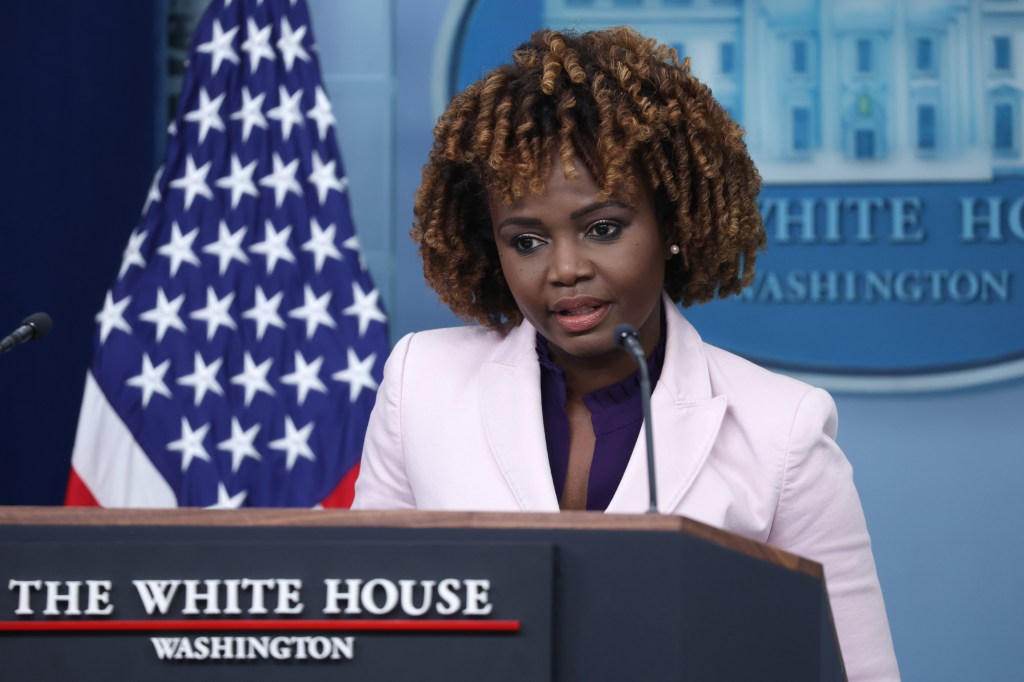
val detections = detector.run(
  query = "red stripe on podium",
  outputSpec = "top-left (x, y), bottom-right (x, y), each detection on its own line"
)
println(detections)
top-left (0, 619), bottom-right (520, 633)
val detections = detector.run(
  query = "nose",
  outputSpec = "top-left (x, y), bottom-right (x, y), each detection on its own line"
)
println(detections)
top-left (547, 238), bottom-right (594, 286)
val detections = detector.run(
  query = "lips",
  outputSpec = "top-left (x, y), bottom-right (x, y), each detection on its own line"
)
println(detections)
top-left (550, 296), bottom-right (611, 333)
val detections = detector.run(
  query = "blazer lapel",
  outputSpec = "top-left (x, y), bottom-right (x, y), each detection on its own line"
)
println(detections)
top-left (478, 298), bottom-right (726, 514)
top-left (606, 298), bottom-right (727, 514)
top-left (479, 322), bottom-right (561, 511)
top-left (604, 394), bottom-right (727, 514)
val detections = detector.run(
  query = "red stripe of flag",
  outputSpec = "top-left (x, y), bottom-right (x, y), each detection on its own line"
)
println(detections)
top-left (319, 463), bottom-right (359, 508)
top-left (64, 468), bottom-right (101, 507)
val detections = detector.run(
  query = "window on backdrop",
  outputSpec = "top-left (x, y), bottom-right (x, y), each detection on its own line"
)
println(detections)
top-left (857, 38), bottom-right (872, 73)
top-left (915, 38), bottom-right (933, 73)
top-left (721, 42), bottom-right (735, 74)
top-left (993, 36), bottom-right (1012, 72)
top-left (792, 40), bottom-right (808, 75)
top-left (917, 105), bottom-right (936, 151)
top-left (994, 103), bottom-right (1015, 151)
top-left (793, 107), bottom-right (811, 152)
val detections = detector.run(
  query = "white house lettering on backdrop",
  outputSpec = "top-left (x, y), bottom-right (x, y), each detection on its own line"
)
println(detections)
top-left (759, 194), bottom-right (1024, 244)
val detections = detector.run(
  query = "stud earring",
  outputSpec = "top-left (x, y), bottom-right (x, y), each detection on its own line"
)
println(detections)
top-left (669, 244), bottom-right (680, 255)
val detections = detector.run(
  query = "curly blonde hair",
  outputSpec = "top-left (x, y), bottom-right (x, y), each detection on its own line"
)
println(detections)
top-left (412, 26), bottom-right (764, 331)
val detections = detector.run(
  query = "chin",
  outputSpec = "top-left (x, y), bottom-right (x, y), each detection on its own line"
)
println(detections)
top-left (544, 330), bottom-right (618, 360)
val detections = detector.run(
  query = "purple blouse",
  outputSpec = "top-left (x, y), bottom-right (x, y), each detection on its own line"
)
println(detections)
top-left (536, 314), bottom-right (666, 511)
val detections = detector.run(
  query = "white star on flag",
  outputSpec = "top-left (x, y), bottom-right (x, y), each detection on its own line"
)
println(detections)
top-left (277, 17), bottom-right (310, 71)
top-left (169, 155), bottom-right (214, 210)
top-left (118, 228), bottom-right (148, 279)
top-left (138, 289), bottom-right (187, 342)
top-left (95, 291), bottom-right (132, 343)
top-left (280, 351), bottom-right (327, 405)
top-left (342, 235), bottom-right (360, 251)
top-left (270, 416), bottom-right (317, 471)
top-left (331, 348), bottom-right (379, 402)
top-left (157, 221), bottom-right (201, 276)
top-left (206, 483), bottom-right (248, 509)
top-left (289, 285), bottom-right (336, 339)
top-left (307, 151), bottom-right (345, 205)
top-left (190, 286), bottom-right (237, 340)
top-left (176, 351), bottom-right (225, 406)
top-left (167, 418), bottom-right (212, 472)
top-left (126, 353), bottom-right (173, 408)
top-left (267, 85), bottom-right (304, 142)
top-left (342, 234), bottom-right (368, 270)
top-left (306, 86), bottom-right (336, 141)
top-left (196, 18), bottom-right (240, 75)
top-left (301, 218), bottom-right (342, 272)
top-left (202, 221), bottom-right (250, 275)
top-left (214, 155), bottom-right (260, 209)
top-left (343, 282), bottom-right (387, 337)
top-left (250, 220), bottom-right (296, 274)
top-left (230, 87), bottom-right (268, 142)
top-left (258, 153), bottom-right (302, 208)
top-left (230, 351), bottom-right (276, 407)
top-left (183, 87), bottom-right (226, 143)
top-left (241, 285), bottom-right (286, 340)
top-left (241, 17), bottom-right (275, 71)
top-left (217, 418), bottom-right (262, 473)
top-left (142, 166), bottom-right (163, 216)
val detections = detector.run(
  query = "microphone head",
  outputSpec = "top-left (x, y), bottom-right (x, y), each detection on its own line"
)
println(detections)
top-left (614, 323), bottom-right (639, 349)
top-left (22, 312), bottom-right (53, 340)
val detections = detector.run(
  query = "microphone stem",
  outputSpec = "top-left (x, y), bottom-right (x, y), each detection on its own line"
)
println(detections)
top-left (635, 355), bottom-right (658, 514)
top-left (622, 337), bottom-right (658, 514)
top-left (615, 325), bottom-right (659, 514)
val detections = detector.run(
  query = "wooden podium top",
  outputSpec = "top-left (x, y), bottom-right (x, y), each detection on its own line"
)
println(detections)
top-left (0, 506), bottom-right (821, 579)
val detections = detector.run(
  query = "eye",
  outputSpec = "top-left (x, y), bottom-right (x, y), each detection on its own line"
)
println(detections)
top-left (587, 220), bottom-right (622, 241)
top-left (511, 234), bottom-right (545, 254)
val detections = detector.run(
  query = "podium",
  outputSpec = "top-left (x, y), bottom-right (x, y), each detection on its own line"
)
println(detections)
top-left (0, 507), bottom-right (845, 680)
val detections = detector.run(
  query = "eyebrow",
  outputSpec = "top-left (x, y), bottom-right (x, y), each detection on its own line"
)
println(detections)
top-left (495, 199), bottom-right (633, 229)
top-left (571, 199), bottom-right (632, 219)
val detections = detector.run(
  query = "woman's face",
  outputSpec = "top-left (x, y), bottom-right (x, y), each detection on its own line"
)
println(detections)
top-left (490, 159), bottom-right (668, 375)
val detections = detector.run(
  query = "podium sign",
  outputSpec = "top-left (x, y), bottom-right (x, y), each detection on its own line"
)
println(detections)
top-left (0, 508), bottom-right (845, 681)
top-left (1, 539), bottom-right (553, 680)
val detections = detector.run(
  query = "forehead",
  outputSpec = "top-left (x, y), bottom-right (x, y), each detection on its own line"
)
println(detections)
top-left (488, 156), bottom-right (643, 216)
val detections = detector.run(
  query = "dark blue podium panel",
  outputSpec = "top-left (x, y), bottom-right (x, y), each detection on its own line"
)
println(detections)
top-left (0, 513), bottom-right (844, 681)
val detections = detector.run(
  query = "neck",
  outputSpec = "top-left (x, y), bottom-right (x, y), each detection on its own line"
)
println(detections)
top-left (554, 349), bottom-right (640, 397)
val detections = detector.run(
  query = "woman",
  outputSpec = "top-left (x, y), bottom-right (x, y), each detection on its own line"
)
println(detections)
top-left (354, 27), bottom-right (898, 680)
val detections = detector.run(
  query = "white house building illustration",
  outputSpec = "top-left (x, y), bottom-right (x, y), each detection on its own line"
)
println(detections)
top-left (543, 0), bottom-right (1024, 184)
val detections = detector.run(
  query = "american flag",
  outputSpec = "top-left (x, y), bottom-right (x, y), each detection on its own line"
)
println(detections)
top-left (66, 0), bottom-right (387, 508)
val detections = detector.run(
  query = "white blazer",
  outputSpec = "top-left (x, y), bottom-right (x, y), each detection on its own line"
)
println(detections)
top-left (354, 298), bottom-right (899, 681)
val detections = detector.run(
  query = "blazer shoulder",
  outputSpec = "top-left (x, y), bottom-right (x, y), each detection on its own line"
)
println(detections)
top-left (702, 343), bottom-right (834, 420)
top-left (396, 325), bottom-right (509, 379)
top-left (401, 324), bottom-right (504, 353)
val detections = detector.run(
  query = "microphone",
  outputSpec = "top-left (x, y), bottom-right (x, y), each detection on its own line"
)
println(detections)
top-left (0, 313), bottom-right (53, 354)
top-left (614, 324), bottom-right (658, 514)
